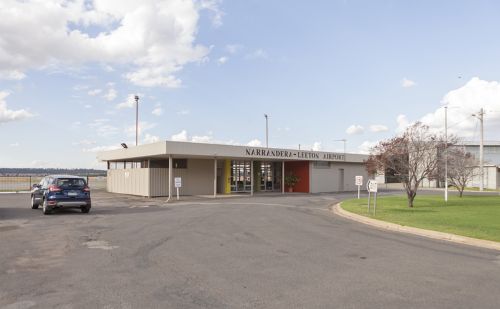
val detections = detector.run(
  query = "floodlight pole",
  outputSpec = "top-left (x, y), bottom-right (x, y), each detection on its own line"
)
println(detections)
top-left (444, 106), bottom-right (448, 202)
top-left (135, 95), bottom-right (139, 146)
top-left (264, 114), bottom-right (269, 148)
top-left (473, 108), bottom-right (485, 191)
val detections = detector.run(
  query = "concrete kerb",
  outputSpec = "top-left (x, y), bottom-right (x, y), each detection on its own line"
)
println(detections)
top-left (331, 202), bottom-right (500, 252)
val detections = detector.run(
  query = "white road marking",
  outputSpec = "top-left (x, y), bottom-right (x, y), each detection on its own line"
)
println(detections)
top-left (1, 301), bottom-right (36, 309)
top-left (83, 240), bottom-right (119, 250)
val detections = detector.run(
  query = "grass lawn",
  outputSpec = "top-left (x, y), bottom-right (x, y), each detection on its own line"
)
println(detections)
top-left (342, 195), bottom-right (500, 242)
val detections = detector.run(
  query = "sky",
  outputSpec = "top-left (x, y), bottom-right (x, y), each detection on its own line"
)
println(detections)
top-left (1, 0), bottom-right (500, 169)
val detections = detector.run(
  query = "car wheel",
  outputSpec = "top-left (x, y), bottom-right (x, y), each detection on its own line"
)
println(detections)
top-left (31, 195), bottom-right (39, 209)
top-left (42, 200), bottom-right (52, 215)
top-left (81, 205), bottom-right (91, 213)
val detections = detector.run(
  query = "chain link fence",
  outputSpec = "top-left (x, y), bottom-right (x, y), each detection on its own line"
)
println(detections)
top-left (0, 176), bottom-right (107, 192)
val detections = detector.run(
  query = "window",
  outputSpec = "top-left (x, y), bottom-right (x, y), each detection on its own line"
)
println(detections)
top-left (109, 161), bottom-right (124, 169)
top-left (56, 178), bottom-right (86, 188)
top-left (173, 159), bottom-right (187, 169)
top-left (149, 159), bottom-right (187, 168)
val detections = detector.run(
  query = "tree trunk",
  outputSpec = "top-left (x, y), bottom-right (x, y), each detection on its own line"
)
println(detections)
top-left (459, 188), bottom-right (463, 198)
top-left (407, 191), bottom-right (415, 207)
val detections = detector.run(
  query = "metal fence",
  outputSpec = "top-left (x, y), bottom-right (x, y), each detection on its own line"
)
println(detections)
top-left (0, 176), bottom-right (107, 192)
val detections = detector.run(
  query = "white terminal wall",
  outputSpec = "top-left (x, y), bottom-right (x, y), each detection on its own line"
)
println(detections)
top-left (106, 159), bottom-right (216, 197)
top-left (310, 162), bottom-right (369, 193)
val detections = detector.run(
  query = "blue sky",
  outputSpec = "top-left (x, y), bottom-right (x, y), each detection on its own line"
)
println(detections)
top-left (1, 0), bottom-right (500, 168)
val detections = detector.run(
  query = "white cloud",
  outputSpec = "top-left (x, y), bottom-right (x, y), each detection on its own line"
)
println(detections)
top-left (83, 145), bottom-right (121, 153)
top-left (247, 139), bottom-right (262, 147)
top-left (170, 129), bottom-right (240, 145)
top-left (346, 125), bottom-right (364, 135)
top-left (225, 44), bottom-right (243, 54)
top-left (125, 121), bottom-right (156, 137)
top-left (358, 141), bottom-right (379, 154)
top-left (0, 0), bottom-right (221, 87)
top-left (0, 91), bottom-right (33, 124)
top-left (84, 104), bottom-right (92, 109)
top-left (143, 133), bottom-right (160, 143)
top-left (0, 70), bottom-right (26, 80)
top-left (88, 118), bottom-right (118, 137)
top-left (401, 78), bottom-right (416, 88)
top-left (396, 114), bottom-right (410, 133)
top-left (217, 56), bottom-right (228, 65)
top-left (198, 0), bottom-right (224, 27)
top-left (87, 89), bottom-right (102, 96)
top-left (30, 160), bottom-right (53, 168)
top-left (370, 124), bottom-right (389, 133)
top-left (152, 107), bottom-right (163, 116)
top-left (192, 135), bottom-right (214, 143)
top-left (73, 85), bottom-right (89, 91)
top-left (177, 109), bottom-right (190, 115)
top-left (245, 49), bottom-right (269, 60)
top-left (72, 139), bottom-right (96, 146)
top-left (9, 142), bottom-right (20, 147)
top-left (171, 130), bottom-right (188, 142)
top-left (103, 88), bottom-right (117, 101)
top-left (116, 94), bottom-right (137, 109)
top-left (417, 77), bottom-right (500, 138)
top-left (312, 142), bottom-right (322, 151)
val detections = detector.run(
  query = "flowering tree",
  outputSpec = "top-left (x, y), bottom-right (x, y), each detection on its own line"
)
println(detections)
top-left (365, 122), bottom-right (443, 207)
top-left (446, 147), bottom-right (478, 197)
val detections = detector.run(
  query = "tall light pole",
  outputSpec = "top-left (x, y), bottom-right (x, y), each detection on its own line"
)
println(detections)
top-left (135, 95), bottom-right (139, 146)
top-left (333, 139), bottom-right (347, 155)
top-left (444, 106), bottom-right (448, 202)
top-left (472, 108), bottom-right (485, 191)
top-left (264, 114), bottom-right (269, 148)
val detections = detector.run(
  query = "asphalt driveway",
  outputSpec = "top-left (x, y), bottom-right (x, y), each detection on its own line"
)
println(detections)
top-left (0, 191), bottom-right (499, 309)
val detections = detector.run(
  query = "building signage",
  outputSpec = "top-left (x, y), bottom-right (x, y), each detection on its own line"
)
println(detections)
top-left (244, 148), bottom-right (345, 161)
top-left (174, 177), bottom-right (182, 188)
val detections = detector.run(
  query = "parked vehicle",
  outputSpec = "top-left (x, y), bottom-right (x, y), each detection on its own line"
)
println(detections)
top-left (31, 175), bottom-right (91, 215)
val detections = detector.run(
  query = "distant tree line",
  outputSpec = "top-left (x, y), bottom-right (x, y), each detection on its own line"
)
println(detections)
top-left (0, 168), bottom-right (106, 176)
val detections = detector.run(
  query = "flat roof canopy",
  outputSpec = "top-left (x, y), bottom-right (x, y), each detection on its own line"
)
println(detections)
top-left (97, 141), bottom-right (368, 163)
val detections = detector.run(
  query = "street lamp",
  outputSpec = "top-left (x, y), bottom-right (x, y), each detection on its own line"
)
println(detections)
top-left (135, 95), bottom-right (139, 146)
top-left (472, 108), bottom-right (485, 191)
top-left (444, 106), bottom-right (448, 202)
top-left (264, 114), bottom-right (269, 148)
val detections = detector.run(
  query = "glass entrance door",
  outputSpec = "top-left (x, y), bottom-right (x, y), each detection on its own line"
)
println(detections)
top-left (260, 163), bottom-right (273, 191)
top-left (260, 162), bottom-right (283, 192)
top-left (230, 161), bottom-right (251, 192)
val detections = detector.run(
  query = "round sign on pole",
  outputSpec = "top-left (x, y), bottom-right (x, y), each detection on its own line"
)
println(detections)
top-left (367, 179), bottom-right (378, 193)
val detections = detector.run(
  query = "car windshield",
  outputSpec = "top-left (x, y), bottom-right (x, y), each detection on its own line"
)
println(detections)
top-left (56, 178), bottom-right (86, 188)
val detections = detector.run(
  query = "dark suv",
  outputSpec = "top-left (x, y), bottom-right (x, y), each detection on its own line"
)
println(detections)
top-left (31, 175), bottom-right (91, 215)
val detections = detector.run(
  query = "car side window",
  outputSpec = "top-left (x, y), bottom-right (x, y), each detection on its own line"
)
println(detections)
top-left (42, 177), bottom-right (50, 189)
top-left (40, 178), bottom-right (46, 189)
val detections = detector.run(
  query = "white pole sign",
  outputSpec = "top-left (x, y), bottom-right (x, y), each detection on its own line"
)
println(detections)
top-left (355, 176), bottom-right (363, 199)
top-left (175, 177), bottom-right (182, 200)
top-left (366, 180), bottom-right (378, 215)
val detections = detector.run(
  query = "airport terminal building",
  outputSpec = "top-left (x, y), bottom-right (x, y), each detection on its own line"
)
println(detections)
top-left (97, 141), bottom-right (369, 198)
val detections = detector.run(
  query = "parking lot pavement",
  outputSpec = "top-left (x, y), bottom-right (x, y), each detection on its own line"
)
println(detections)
top-left (1, 191), bottom-right (499, 309)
